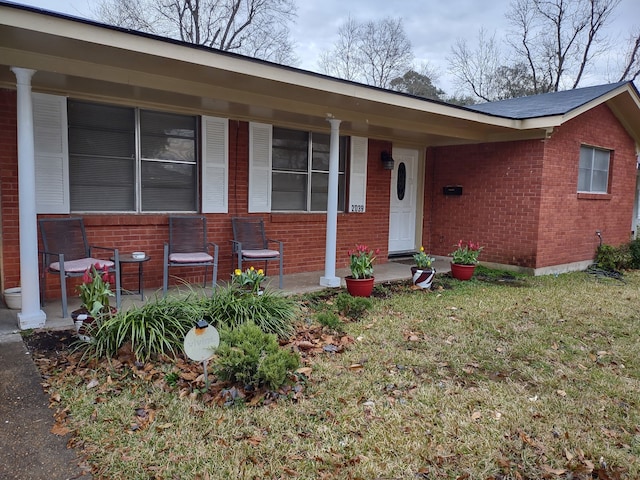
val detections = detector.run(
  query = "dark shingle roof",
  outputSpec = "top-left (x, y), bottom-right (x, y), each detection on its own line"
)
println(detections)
top-left (467, 82), bottom-right (629, 119)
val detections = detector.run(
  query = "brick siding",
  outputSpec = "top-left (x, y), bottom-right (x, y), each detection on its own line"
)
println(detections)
top-left (0, 89), bottom-right (392, 298)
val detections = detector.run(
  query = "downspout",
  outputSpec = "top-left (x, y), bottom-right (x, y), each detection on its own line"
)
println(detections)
top-left (11, 67), bottom-right (46, 329)
top-left (320, 118), bottom-right (342, 287)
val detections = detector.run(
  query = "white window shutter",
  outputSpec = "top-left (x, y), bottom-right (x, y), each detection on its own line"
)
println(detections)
top-left (201, 116), bottom-right (228, 213)
top-left (248, 122), bottom-right (272, 213)
top-left (348, 136), bottom-right (368, 213)
top-left (33, 93), bottom-right (69, 214)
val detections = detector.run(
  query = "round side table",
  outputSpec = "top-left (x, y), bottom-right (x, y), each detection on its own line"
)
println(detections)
top-left (112, 254), bottom-right (151, 301)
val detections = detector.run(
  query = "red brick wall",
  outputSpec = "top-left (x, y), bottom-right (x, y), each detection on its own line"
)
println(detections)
top-left (426, 103), bottom-right (637, 269)
top-left (0, 91), bottom-right (392, 299)
top-left (426, 140), bottom-right (545, 268)
top-left (536, 104), bottom-right (637, 266)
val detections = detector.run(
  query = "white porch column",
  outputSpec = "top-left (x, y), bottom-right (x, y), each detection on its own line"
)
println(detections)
top-left (320, 118), bottom-right (342, 287)
top-left (11, 67), bottom-right (46, 329)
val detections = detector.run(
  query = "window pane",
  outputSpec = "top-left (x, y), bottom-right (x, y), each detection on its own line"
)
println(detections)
top-left (578, 146), bottom-right (610, 193)
top-left (68, 101), bottom-right (135, 158)
top-left (272, 127), bottom-right (308, 171)
top-left (141, 161), bottom-right (197, 211)
top-left (69, 156), bottom-right (135, 211)
top-left (311, 172), bottom-right (328, 211)
top-left (311, 173), bottom-right (345, 212)
top-left (591, 170), bottom-right (609, 193)
top-left (140, 111), bottom-right (196, 162)
top-left (593, 149), bottom-right (610, 172)
top-left (272, 172), bottom-right (306, 211)
top-left (577, 168), bottom-right (591, 191)
top-left (578, 147), bottom-right (593, 169)
top-left (312, 133), bottom-right (330, 170)
top-left (312, 134), bottom-right (346, 171)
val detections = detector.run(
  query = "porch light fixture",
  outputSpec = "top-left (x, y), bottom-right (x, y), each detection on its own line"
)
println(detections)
top-left (381, 150), bottom-right (394, 170)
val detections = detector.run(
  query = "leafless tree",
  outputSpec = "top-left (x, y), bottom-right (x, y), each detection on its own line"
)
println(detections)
top-left (449, 0), bottom-right (636, 101)
top-left (506, 0), bottom-right (621, 91)
top-left (618, 28), bottom-right (640, 82)
top-left (318, 16), bottom-right (363, 82)
top-left (94, 0), bottom-right (298, 64)
top-left (318, 17), bottom-right (413, 88)
top-left (448, 29), bottom-right (504, 102)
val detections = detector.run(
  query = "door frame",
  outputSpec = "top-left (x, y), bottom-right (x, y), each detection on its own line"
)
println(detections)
top-left (387, 147), bottom-right (425, 254)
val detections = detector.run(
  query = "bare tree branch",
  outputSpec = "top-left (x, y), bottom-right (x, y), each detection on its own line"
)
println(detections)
top-left (619, 28), bottom-right (640, 82)
top-left (93, 0), bottom-right (297, 65)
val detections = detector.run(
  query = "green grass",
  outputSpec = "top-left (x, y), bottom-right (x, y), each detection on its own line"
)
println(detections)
top-left (39, 271), bottom-right (640, 479)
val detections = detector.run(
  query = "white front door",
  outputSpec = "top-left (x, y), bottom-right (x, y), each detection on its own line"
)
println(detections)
top-left (388, 148), bottom-right (419, 253)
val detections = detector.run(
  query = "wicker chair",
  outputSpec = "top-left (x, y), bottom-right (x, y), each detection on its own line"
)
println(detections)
top-left (39, 217), bottom-right (121, 318)
top-left (231, 217), bottom-right (283, 289)
top-left (163, 215), bottom-right (219, 296)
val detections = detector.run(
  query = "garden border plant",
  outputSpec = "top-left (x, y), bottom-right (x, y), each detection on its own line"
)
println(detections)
top-left (82, 283), bottom-right (299, 362)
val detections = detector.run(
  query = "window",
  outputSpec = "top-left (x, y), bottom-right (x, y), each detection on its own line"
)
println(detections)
top-left (68, 100), bottom-right (197, 212)
top-left (578, 145), bottom-right (610, 193)
top-left (271, 127), bottom-right (346, 212)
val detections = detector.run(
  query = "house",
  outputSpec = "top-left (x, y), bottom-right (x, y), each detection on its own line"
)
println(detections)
top-left (1, 2), bottom-right (639, 329)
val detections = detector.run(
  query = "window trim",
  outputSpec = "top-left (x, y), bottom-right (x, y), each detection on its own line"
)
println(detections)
top-left (577, 144), bottom-right (611, 195)
top-left (66, 100), bottom-right (200, 213)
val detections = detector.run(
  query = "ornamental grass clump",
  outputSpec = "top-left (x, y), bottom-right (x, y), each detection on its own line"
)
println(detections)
top-left (200, 285), bottom-right (298, 339)
top-left (348, 244), bottom-right (380, 279)
top-left (450, 240), bottom-right (483, 265)
top-left (85, 294), bottom-right (200, 361)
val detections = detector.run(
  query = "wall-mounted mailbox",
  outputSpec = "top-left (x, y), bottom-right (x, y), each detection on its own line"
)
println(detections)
top-left (443, 185), bottom-right (463, 196)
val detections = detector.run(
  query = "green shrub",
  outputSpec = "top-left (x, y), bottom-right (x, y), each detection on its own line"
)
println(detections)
top-left (596, 244), bottom-right (631, 271)
top-left (629, 238), bottom-right (640, 269)
top-left (212, 322), bottom-right (300, 390)
top-left (199, 286), bottom-right (298, 339)
top-left (315, 311), bottom-right (342, 331)
top-left (87, 294), bottom-right (201, 361)
top-left (335, 292), bottom-right (372, 320)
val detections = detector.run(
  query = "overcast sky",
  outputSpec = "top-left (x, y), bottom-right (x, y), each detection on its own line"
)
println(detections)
top-left (12, 0), bottom-right (640, 94)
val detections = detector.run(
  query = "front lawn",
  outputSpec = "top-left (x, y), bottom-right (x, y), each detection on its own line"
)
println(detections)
top-left (28, 271), bottom-right (640, 479)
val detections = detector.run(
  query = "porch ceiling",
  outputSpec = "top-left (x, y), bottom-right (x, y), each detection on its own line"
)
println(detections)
top-left (0, 4), bottom-right (549, 146)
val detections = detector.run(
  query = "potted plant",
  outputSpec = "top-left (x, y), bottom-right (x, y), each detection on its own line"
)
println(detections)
top-left (450, 240), bottom-right (483, 280)
top-left (411, 246), bottom-right (436, 289)
top-left (231, 266), bottom-right (265, 295)
top-left (345, 244), bottom-right (379, 297)
top-left (72, 263), bottom-right (116, 341)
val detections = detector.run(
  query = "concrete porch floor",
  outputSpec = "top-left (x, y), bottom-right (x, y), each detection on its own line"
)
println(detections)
top-left (0, 257), bottom-right (452, 334)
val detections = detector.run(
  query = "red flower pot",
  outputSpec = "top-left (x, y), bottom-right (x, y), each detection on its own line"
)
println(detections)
top-left (450, 263), bottom-right (476, 281)
top-left (345, 276), bottom-right (375, 297)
